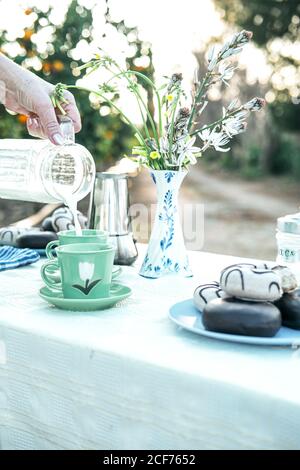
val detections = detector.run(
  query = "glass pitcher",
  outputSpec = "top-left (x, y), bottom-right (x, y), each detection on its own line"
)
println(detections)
top-left (0, 116), bottom-right (95, 204)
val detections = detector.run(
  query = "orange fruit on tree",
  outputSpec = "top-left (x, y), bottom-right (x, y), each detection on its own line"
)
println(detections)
top-left (18, 114), bottom-right (28, 124)
top-left (23, 29), bottom-right (33, 41)
top-left (105, 130), bottom-right (114, 140)
top-left (52, 60), bottom-right (64, 72)
top-left (42, 62), bottom-right (51, 73)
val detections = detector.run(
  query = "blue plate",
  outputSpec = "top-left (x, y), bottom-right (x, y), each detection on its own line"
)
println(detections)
top-left (169, 299), bottom-right (300, 347)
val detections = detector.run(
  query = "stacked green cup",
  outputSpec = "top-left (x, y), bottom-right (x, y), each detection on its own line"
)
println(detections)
top-left (46, 229), bottom-right (109, 258)
top-left (45, 229), bottom-right (121, 281)
top-left (41, 243), bottom-right (115, 300)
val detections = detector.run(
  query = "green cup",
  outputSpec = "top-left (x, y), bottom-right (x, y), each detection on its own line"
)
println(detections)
top-left (46, 229), bottom-right (121, 281)
top-left (46, 229), bottom-right (108, 260)
top-left (41, 243), bottom-right (115, 299)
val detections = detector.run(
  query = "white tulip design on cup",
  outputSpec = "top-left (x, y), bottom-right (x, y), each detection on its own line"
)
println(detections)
top-left (80, 261), bottom-right (94, 280)
top-left (72, 262), bottom-right (101, 296)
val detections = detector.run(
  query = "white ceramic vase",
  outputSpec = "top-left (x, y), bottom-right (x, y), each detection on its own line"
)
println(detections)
top-left (139, 169), bottom-right (192, 278)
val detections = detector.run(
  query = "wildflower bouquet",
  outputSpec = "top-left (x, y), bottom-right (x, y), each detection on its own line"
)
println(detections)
top-left (53, 30), bottom-right (265, 171)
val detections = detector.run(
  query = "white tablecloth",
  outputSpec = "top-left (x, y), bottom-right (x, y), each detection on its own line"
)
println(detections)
top-left (0, 246), bottom-right (300, 450)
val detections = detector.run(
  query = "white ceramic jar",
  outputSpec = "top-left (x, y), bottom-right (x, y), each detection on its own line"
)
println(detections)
top-left (276, 213), bottom-right (300, 281)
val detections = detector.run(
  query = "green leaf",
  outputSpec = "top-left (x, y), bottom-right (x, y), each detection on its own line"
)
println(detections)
top-left (134, 133), bottom-right (145, 146)
top-left (132, 148), bottom-right (147, 156)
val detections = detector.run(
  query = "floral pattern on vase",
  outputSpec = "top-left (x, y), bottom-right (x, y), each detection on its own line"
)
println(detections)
top-left (139, 170), bottom-right (192, 278)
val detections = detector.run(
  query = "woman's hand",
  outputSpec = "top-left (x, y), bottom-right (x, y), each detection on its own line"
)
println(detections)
top-left (0, 54), bottom-right (81, 145)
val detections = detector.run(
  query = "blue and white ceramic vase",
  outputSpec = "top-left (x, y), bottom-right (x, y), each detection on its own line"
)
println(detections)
top-left (139, 170), bottom-right (192, 278)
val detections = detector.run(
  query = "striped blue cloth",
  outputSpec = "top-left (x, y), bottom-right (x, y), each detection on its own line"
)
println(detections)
top-left (0, 246), bottom-right (40, 272)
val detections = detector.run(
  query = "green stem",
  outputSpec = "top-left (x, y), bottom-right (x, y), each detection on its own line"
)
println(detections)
top-left (106, 68), bottom-right (163, 138)
top-left (136, 97), bottom-right (151, 141)
top-left (168, 92), bottom-right (180, 159)
top-left (77, 59), bottom-right (163, 139)
top-left (133, 87), bottom-right (157, 143)
top-left (125, 70), bottom-right (163, 137)
top-left (165, 99), bottom-right (169, 127)
top-left (187, 72), bottom-right (211, 132)
top-left (105, 68), bottom-right (159, 146)
top-left (190, 106), bottom-right (246, 137)
top-left (65, 85), bottom-right (148, 148)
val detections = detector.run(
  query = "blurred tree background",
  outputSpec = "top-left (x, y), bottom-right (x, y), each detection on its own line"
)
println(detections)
top-left (0, 0), bottom-right (298, 257)
top-left (0, 0), bottom-right (154, 169)
top-left (0, 0), bottom-right (299, 179)
top-left (210, 0), bottom-right (300, 178)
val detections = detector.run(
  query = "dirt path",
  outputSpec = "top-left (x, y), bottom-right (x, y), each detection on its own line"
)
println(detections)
top-left (130, 165), bottom-right (300, 260)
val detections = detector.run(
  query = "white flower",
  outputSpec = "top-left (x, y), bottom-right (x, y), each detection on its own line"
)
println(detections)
top-left (243, 97), bottom-right (266, 111)
top-left (234, 110), bottom-right (248, 119)
top-left (207, 46), bottom-right (217, 70)
top-left (207, 57), bottom-right (218, 71)
top-left (199, 128), bottom-right (230, 152)
top-left (223, 117), bottom-right (247, 137)
top-left (207, 45), bottom-right (215, 62)
top-left (227, 98), bottom-right (239, 111)
top-left (197, 100), bottom-right (208, 116)
top-left (218, 62), bottom-right (236, 86)
top-left (221, 49), bottom-right (235, 59)
top-left (79, 262), bottom-right (94, 281)
top-left (218, 31), bottom-right (252, 61)
top-left (158, 136), bottom-right (170, 154)
top-left (210, 131), bottom-right (231, 152)
top-left (177, 136), bottom-right (201, 168)
top-left (199, 128), bottom-right (212, 142)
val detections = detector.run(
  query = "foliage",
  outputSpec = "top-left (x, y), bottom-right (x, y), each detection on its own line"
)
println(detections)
top-left (270, 133), bottom-right (300, 177)
top-left (0, 0), bottom-right (154, 167)
top-left (214, 0), bottom-right (300, 131)
top-left (54, 30), bottom-right (265, 171)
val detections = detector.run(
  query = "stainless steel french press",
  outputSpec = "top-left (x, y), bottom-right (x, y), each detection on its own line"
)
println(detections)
top-left (88, 172), bottom-right (138, 265)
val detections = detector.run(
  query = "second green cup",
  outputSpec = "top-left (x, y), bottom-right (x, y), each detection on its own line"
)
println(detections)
top-left (46, 229), bottom-right (108, 260)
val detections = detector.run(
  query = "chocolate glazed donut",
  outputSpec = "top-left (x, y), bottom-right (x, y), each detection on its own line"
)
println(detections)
top-left (275, 288), bottom-right (300, 330)
top-left (203, 297), bottom-right (282, 337)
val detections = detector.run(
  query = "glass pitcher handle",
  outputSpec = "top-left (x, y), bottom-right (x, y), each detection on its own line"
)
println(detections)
top-left (58, 115), bottom-right (75, 145)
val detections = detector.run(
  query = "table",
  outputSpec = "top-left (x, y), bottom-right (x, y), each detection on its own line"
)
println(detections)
top-left (1, 246), bottom-right (300, 450)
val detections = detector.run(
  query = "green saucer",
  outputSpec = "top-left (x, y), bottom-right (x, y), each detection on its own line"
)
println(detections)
top-left (39, 283), bottom-right (132, 311)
